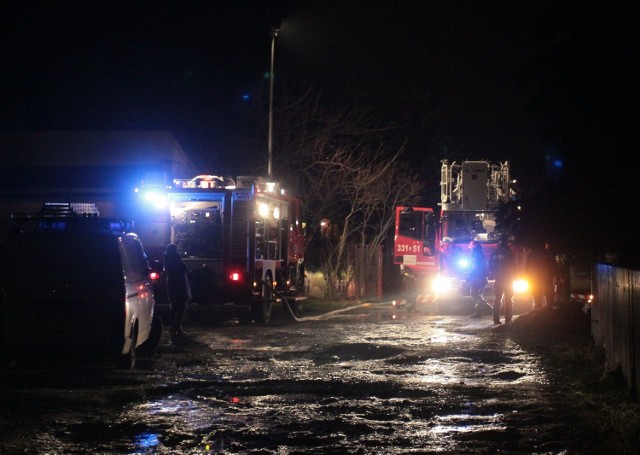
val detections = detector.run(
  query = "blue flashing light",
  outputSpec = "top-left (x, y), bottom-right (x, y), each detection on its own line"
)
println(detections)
top-left (142, 191), bottom-right (168, 210)
top-left (456, 257), bottom-right (470, 269)
top-left (242, 93), bottom-right (250, 102)
top-left (553, 159), bottom-right (563, 168)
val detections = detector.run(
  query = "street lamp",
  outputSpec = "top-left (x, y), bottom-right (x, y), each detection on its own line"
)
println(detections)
top-left (268, 27), bottom-right (279, 181)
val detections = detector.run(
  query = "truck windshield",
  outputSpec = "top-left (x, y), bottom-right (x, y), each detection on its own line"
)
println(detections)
top-left (443, 212), bottom-right (497, 243)
top-left (399, 210), bottom-right (422, 240)
top-left (173, 208), bottom-right (223, 259)
top-left (398, 209), bottom-right (436, 254)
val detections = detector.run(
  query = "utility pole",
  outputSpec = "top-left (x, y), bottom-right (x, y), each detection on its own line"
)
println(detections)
top-left (268, 27), bottom-right (278, 181)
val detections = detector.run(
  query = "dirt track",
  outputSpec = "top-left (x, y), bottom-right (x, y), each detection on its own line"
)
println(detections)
top-left (1, 298), bottom-right (615, 454)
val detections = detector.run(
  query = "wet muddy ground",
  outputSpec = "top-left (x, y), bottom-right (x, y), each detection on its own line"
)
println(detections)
top-left (0, 298), bottom-right (619, 454)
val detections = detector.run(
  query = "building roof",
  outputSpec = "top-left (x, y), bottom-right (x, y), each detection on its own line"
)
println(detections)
top-left (0, 130), bottom-right (196, 178)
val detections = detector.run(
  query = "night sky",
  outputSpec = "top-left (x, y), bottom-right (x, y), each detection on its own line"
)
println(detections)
top-left (1, 1), bottom-right (638, 259)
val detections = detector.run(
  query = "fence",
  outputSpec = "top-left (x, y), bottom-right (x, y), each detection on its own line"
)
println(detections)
top-left (592, 263), bottom-right (640, 393)
top-left (304, 245), bottom-right (383, 300)
top-left (349, 245), bottom-right (383, 300)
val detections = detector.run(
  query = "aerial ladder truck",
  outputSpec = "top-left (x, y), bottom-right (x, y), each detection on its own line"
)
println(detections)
top-left (394, 160), bottom-right (514, 305)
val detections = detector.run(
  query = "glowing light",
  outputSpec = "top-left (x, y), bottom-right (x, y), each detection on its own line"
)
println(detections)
top-left (273, 207), bottom-right (280, 219)
top-left (266, 182), bottom-right (276, 193)
top-left (456, 257), bottom-right (470, 269)
top-left (143, 191), bottom-right (168, 209)
top-left (258, 202), bottom-right (269, 218)
top-left (169, 203), bottom-right (183, 218)
top-left (432, 276), bottom-right (453, 294)
top-left (513, 278), bottom-right (529, 294)
top-left (229, 272), bottom-right (241, 281)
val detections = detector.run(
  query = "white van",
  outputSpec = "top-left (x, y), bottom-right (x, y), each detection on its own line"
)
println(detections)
top-left (0, 215), bottom-right (162, 369)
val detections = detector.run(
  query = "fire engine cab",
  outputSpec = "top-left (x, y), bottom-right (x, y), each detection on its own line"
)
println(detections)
top-left (394, 160), bottom-right (513, 304)
top-left (136, 174), bottom-right (306, 323)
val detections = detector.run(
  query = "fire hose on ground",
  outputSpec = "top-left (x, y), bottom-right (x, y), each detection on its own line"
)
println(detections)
top-left (264, 280), bottom-right (399, 323)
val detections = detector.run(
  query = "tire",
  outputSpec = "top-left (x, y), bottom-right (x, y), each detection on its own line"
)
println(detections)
top-left (252, 272), bottom-right (273, 323)
top-left (402, 274), bottom-right (419, 307)
top-left (296, 264), bottom-right (306, 296)
top-left (251, 300), bottom-right (272, 323)
top-left (139, 313), bottom-right (162, 354)
top-left (119, 323), bottom-right (138, 370)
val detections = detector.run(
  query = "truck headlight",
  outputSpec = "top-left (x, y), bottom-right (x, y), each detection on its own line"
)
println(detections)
top-left (142, 191), bottom-right (168, 209)
top-left (433, 276), bottom-right (452, 294)
top-left (513, 278), bottom-right (529, 294)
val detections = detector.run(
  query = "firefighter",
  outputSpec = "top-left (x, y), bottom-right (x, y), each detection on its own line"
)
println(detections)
top-left (554, 252), bottom-right (571, 306)
top-left (489, 237), bottom-right (516, 324)
top-left (525, 241), bottom-right (558, 310)
top-left (164, 243), bottom-right (191, 338)
top-left (469, 243), bottom-right (491, 318)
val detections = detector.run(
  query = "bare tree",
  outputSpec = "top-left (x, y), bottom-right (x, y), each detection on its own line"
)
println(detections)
top-left (272, 92), bottom-right (424, 299)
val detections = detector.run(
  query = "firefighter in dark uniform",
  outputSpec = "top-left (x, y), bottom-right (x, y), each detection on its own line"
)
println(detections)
top-left (469, 243), bottom-right (491, 318)
top-left (489, 237), bottom-right (517, 324)
top-left (164, 243), bottom-right (191, 337)
top-left (525, 241), bottom-right (558, 310)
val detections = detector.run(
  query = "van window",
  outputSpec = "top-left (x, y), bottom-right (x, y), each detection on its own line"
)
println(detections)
top-left (119, 236), bottom-right (148, 281)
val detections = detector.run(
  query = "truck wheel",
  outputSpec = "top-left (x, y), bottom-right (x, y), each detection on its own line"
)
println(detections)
top-left (252, 272), bottom-right (274, 323)
top-left (251, 300), bottom-right (272, 323)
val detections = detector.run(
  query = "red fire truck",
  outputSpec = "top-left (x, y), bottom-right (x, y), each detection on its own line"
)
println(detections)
top-left (393, 206), bottom-right (439, 305)
top-left (135, 174), bottom-right (306, 323)
top-left (394, 160), bottom-right (514, 305)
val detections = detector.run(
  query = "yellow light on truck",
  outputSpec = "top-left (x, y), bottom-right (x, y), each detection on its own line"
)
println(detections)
top-left (258, 202), bottom-right (269, 218)
top-left (513, 278), bottom-right (529, 294)
top-left (432, 276), bottom-right (452, 294)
